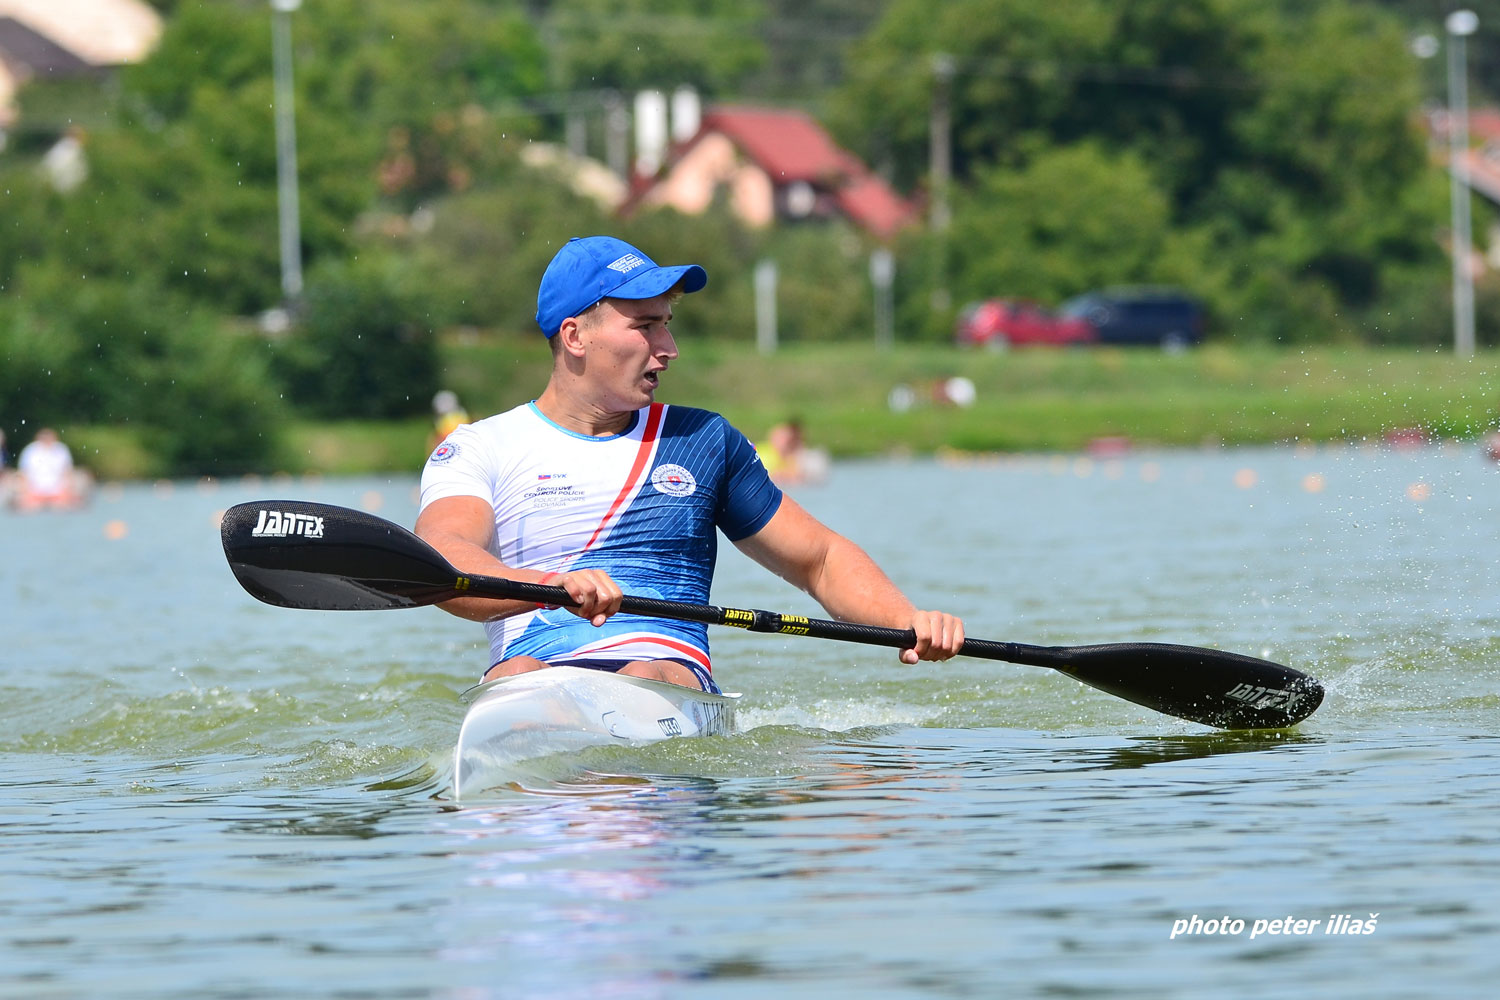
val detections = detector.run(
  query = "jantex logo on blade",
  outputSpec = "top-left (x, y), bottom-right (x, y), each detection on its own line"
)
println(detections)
top-left (1224, 682), bottom-right (1306, 712)
top-left (250, 509), bottom-right (325, 539)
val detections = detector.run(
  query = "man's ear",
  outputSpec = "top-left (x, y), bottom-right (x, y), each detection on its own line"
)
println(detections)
top-left (556, 317), bottom-right (588, 358)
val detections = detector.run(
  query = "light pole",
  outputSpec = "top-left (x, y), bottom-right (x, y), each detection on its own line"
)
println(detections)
top-left (271, 0), bottom-right (303, 306)
top-left (871, 248), bottom-right (895, 349)
top-left (1447, 9), bottom-right (1478, 357)
top-left (929, 52), bottom-right (955, 314)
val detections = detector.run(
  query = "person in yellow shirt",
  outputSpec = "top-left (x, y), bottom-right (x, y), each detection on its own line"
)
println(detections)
top-left (429, 390), bottom-right (470, 452)
top-left (757, 419), bottom-right (828, 485)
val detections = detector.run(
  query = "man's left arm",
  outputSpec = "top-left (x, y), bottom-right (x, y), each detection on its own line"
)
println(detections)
top-left (732, 496), bottom-right (965, 663)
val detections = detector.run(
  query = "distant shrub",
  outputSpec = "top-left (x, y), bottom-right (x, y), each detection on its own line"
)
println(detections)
top-left (0, 278), bottom-right (282, 474)
top-left (274, 256), bottom-right (440, 419)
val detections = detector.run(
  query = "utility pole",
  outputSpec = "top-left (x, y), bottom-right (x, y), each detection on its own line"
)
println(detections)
top-left (755, 259), bottom-right (778, 354)
top-left (1447, 10), bottom-right (1479, 357)
top-left (929, 53), bottom-right (955, 314)
top-left (871, 248), bottom-right (895, 349)
top-left (270, 0), bottom-right (303, 306)
top-left (604, 91), bottom-right (630, 179)
top-left (929, 53), bottom-right (954, 232)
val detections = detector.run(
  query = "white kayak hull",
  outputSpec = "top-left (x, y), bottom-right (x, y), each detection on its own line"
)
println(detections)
top-left (452, 666), bottom-right (739, 798)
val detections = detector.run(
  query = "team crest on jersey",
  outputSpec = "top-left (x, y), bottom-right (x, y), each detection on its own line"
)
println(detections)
top-left (430, 441), bottom-right (459, 464)
top-left (651, 463), bottom-right (697, 497)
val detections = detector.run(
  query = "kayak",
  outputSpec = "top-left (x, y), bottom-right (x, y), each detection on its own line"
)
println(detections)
top-left (452, 666), bottom-right (739, 798)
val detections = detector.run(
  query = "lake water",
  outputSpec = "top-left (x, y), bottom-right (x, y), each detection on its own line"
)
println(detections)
top-left (3, 444), bottom-right (1498, 998)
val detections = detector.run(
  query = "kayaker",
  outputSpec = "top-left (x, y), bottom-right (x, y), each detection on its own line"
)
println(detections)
top-left (415, 235), bottom-right (964, 693)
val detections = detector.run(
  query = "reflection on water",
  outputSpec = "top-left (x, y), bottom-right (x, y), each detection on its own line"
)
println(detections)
top-left (1092, 731), bottom-right (1326, 770)
top-left (435, 775), bottom-right (724, 997)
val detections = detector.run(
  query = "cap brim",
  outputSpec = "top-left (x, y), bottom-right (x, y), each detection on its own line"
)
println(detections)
top-left (609, 263), bottom-right (708, 301)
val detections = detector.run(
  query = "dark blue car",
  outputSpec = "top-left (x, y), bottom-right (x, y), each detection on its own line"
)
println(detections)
top-left (1060, 289), bottom-right (1206, 349)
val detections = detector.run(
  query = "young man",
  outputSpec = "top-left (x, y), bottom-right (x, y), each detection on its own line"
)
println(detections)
top-left (415, 236), bottom-right (964, 692)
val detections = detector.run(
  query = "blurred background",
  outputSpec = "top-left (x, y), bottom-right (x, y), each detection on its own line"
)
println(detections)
top-left (2, 0), bottom-right (1499, 481)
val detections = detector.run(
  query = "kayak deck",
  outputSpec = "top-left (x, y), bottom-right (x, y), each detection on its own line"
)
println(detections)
top-left (452, 666), bottom-right (739, 798)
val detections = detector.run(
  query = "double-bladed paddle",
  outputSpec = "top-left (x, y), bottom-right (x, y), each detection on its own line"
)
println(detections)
top-left (220, 499), bottom-right (1324, 729)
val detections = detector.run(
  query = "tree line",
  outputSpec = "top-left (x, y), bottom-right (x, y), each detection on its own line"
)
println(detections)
top-left (0, 0), bottom-right (1488, 473)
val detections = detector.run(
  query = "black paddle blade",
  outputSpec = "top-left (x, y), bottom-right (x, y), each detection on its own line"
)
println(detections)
top-left (220, 500), bottom-right (462, 610)
top-left (1047, 642), bottom-right (1323, 729)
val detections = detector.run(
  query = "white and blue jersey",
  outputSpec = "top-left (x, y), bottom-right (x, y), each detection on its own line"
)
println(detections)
top-left (419, 401), bottom-right (783, 679)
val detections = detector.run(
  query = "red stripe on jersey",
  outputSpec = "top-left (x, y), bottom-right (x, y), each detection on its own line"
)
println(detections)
top-left (578, 633), bottom-right (712, 671)
top-left (582, 403), bottom-right (663, 553)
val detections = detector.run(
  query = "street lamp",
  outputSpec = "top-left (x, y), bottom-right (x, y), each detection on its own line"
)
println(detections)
top-left (271, 0), bottom-right (303, 305)
top-left (929, 52), bottom-right (955, 314)
top-left (1447, 9), bottom-right (1478, 357)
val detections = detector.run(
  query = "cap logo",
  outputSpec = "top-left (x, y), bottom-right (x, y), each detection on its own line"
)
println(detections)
top-left (606, 253), bottom-right (647, 274)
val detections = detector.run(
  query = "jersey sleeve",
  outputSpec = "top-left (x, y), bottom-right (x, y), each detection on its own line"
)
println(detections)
top-left (716, 418), bottom-right (783, 541)
top-left (419, 423), bottom-right (496, 513)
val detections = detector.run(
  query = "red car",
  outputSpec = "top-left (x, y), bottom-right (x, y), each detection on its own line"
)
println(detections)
top-left (955, 299), bottom-right (1095, 347)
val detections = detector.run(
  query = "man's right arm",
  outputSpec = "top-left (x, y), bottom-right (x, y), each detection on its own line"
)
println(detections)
top-left (732, 495), bottom-right (965, 663)
top-left (414, 495), bottom-right (624, 626)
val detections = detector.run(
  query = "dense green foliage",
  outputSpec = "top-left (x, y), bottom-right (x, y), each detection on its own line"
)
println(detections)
top-left (831, 0), bottom-right (1455, 343)
top-left (271, 256), bottom-right (441, 419)
top-left (0, 0), bottom-right (1490, 474)
top-left (0, 278), bottom-right (281, 473)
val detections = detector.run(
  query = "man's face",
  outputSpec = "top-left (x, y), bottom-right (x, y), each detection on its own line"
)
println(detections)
top-left (576, 294), bottom-right (679, 412)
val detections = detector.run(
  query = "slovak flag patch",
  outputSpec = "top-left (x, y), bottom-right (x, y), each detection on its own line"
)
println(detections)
top-left (430, 442), bottom-right (459, 464)
top-left (651, 463), bottom-right (697, 497)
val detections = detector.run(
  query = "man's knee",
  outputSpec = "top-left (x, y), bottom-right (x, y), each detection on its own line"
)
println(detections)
top-left (483, 657), bottom-right (548, 682)
top-left (619, 659), bottom-right (700, 689)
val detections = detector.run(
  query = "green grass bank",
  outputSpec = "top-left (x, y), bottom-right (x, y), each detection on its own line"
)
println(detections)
top-left (70, 340), bottom-right (1500, 480)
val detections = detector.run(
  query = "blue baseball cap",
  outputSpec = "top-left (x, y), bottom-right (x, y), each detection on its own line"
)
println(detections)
top-left (535, 236), bottom-right (708, 338)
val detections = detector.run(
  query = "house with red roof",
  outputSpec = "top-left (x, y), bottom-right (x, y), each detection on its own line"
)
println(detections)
top-left (1426, 106), bottom-right (1500, 206)
top-left (623, 105), bottom-right (916, 241)
top-left (1425, 106), bottom-right (1500, 269)
top-left (0, 0), bottom-right (161, 127)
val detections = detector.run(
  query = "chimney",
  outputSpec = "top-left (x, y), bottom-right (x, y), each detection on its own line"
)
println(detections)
top-left (671, 86), bottom-right (701, 143)
top-left (634, 90), bottom-right (668, 176)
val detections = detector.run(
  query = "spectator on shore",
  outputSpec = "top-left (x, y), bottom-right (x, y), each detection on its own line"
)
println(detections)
top-left (758, 419), bottom-right (829, 485)
top-left (429, 390), bottom-right (470, 452)
top-left (13, 428), bottom-right (85, 512)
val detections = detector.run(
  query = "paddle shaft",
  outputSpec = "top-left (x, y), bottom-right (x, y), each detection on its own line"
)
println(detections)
top-left (470, 572), bottom-right (1056, 664)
